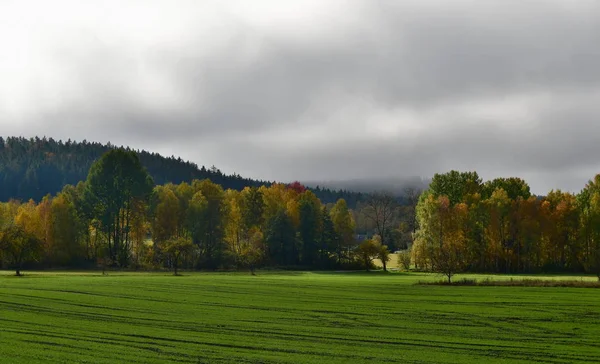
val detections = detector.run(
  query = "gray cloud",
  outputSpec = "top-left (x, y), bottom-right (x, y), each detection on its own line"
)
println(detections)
top-left (1, 0), bottom-right (600, 194)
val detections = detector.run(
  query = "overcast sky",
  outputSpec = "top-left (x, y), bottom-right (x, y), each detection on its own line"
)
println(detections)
top-left (1, 0), bottom-right (599, 194)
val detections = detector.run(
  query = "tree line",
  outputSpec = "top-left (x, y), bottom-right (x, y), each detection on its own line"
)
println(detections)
top-left (413, 171), bottom-right (600, 281)
top-left (10, 148), bottom-right (597, 280)
top-left (0, 149), bottom-right (390, 275)
top-left (0, 136), bottom-right (364, 207)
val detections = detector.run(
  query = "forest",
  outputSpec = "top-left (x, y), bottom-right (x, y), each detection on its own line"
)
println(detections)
top-left (0, 136), bottom-right (364, 206)
top-left (0, 148), bottom-right (402, 274)
top-left (1, 146), bottom-right (600, 278)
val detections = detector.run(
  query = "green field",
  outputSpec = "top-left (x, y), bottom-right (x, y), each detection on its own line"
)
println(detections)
top-left (1, 271), bottom-right (600, 363)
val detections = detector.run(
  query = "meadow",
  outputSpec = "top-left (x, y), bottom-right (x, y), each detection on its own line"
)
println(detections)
top-left (1, 271), bottom-right (600, 363)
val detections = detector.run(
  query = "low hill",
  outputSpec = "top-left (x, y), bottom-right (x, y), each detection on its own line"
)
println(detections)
top-left (0, 136), bottom-right (364, 206)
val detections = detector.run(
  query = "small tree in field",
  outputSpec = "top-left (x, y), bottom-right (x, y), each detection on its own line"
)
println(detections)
top-left (0, 225), bottom-right (42, 276)
top-left (164, 237), bottom-right (194, 276)
top-left (398, 250), bottom-right (412, 271)
top-left (371, 235), bottom-right (391, 272)
top-left (357, 238), bottom-right (379, 271)
top-left (238, 228), bottom-right (264, 275)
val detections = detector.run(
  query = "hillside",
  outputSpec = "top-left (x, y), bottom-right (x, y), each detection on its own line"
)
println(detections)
top-left (0, 136), bottom-right (364, 205)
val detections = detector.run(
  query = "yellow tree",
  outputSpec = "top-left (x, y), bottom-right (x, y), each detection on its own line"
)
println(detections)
top-left (224, 189), bottom-right (245, 260)
top-left (330, 199), bottom-right (355, 265)
top-left (413, 192), bottom-right (441, 270)
top-left (151, 186), bottom-right (180, 252)
top-left (49, 193), bottom-right (83, 265)
top-left (357, 236), bottom-right (380, 271)
top-left (514, 197), bottom-right (542, 272)
top-left (260, 184), bottom-right (288, 224)
top-left (543, 190), bottom-right (579, 270)
top-left (429, 200), bottom-right (468, 282)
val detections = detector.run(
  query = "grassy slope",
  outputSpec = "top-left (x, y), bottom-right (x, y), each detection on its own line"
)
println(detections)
top-left (1, 271), bottom-right (600, 364)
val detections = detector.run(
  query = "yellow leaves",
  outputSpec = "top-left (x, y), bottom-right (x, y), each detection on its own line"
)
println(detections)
top-left (152, 187), bottom-right (180, 243)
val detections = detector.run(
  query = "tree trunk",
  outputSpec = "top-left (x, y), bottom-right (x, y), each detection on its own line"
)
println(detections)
top-left (173, 254), bottom-right (179, 276)
top-left (382, 260), bottom-right (387, 272)
top-left (15, 269), bottom-right (21, 276)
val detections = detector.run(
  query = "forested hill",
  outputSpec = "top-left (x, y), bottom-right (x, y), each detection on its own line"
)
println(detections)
top-left (0, 136), bottom-right (364, 205)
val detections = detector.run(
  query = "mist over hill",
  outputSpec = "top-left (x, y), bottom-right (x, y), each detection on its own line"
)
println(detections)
top-left (304, 176), bottom-right (430, 197)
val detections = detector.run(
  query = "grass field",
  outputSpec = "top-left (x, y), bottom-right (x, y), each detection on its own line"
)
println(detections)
top-left (1, 271), bottom-right (600, 363)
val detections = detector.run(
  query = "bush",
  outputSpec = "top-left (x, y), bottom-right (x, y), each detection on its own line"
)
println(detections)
top-left (398, 251), bottom-right (411, 271)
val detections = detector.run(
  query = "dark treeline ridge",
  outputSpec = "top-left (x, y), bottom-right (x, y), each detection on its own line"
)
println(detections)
top-left (0, 149), bottom-right (391, 274)
top-left (0, 136), bottom-right (364, 207)
top-left (413, 171), bottom-right (600, 281)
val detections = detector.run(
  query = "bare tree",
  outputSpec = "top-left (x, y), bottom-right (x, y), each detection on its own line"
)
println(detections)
top-left (362, 192), bottom-right (397, 246)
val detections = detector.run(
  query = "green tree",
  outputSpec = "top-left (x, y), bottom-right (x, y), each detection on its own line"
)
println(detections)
top-left (429, 171), bottom-right (482, 205)
top-left (191, 180), bottom-right (227, 269)
top-left (242, 187), bottom-right (266, 230)
top-left (164, 237), bottom-right (194, 276)
top-left (482, 177), bottom-right (531, 200)
top-left (318, 207), bottom-right (338, 268)
top-left (83, 149), bottom-right (153, 266)
top-left (0, 225), bottom-right (43, 276)
top-left (298, 191), bottom-right (321, 266)
top-left (265, 209), bottom-right (297, 266)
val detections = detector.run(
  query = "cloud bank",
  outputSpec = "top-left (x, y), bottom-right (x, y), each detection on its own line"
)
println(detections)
top-left (1, 0), bottom-right (599, 193)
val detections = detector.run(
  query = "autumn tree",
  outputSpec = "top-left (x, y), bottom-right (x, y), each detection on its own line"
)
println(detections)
top-left (357, 238), bottom-right (379, 271)
top-left (579, 176), bottom-right (600, 279)
top-left (373, 235), bottom-right (391, 272)
top-left (163, 237), bottom-right (194, 275)
top-left (0, 225), bottom-right (43, 276)
top-left (151, 186), bottom-right (180, 246)
top-left (49, 193), bottom-right (84, 265)
top-left (398, 250), bottom-right (411, 271)
top-left (430, 203), bottom-right (468, 283)
top-left (238, 228), bottom-right (265, 274)
top-left (330, 199), bottom-right (356, 265)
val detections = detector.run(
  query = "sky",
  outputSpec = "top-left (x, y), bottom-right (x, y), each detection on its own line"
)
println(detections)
top-left (1, 0), bottom-right (599, 194)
